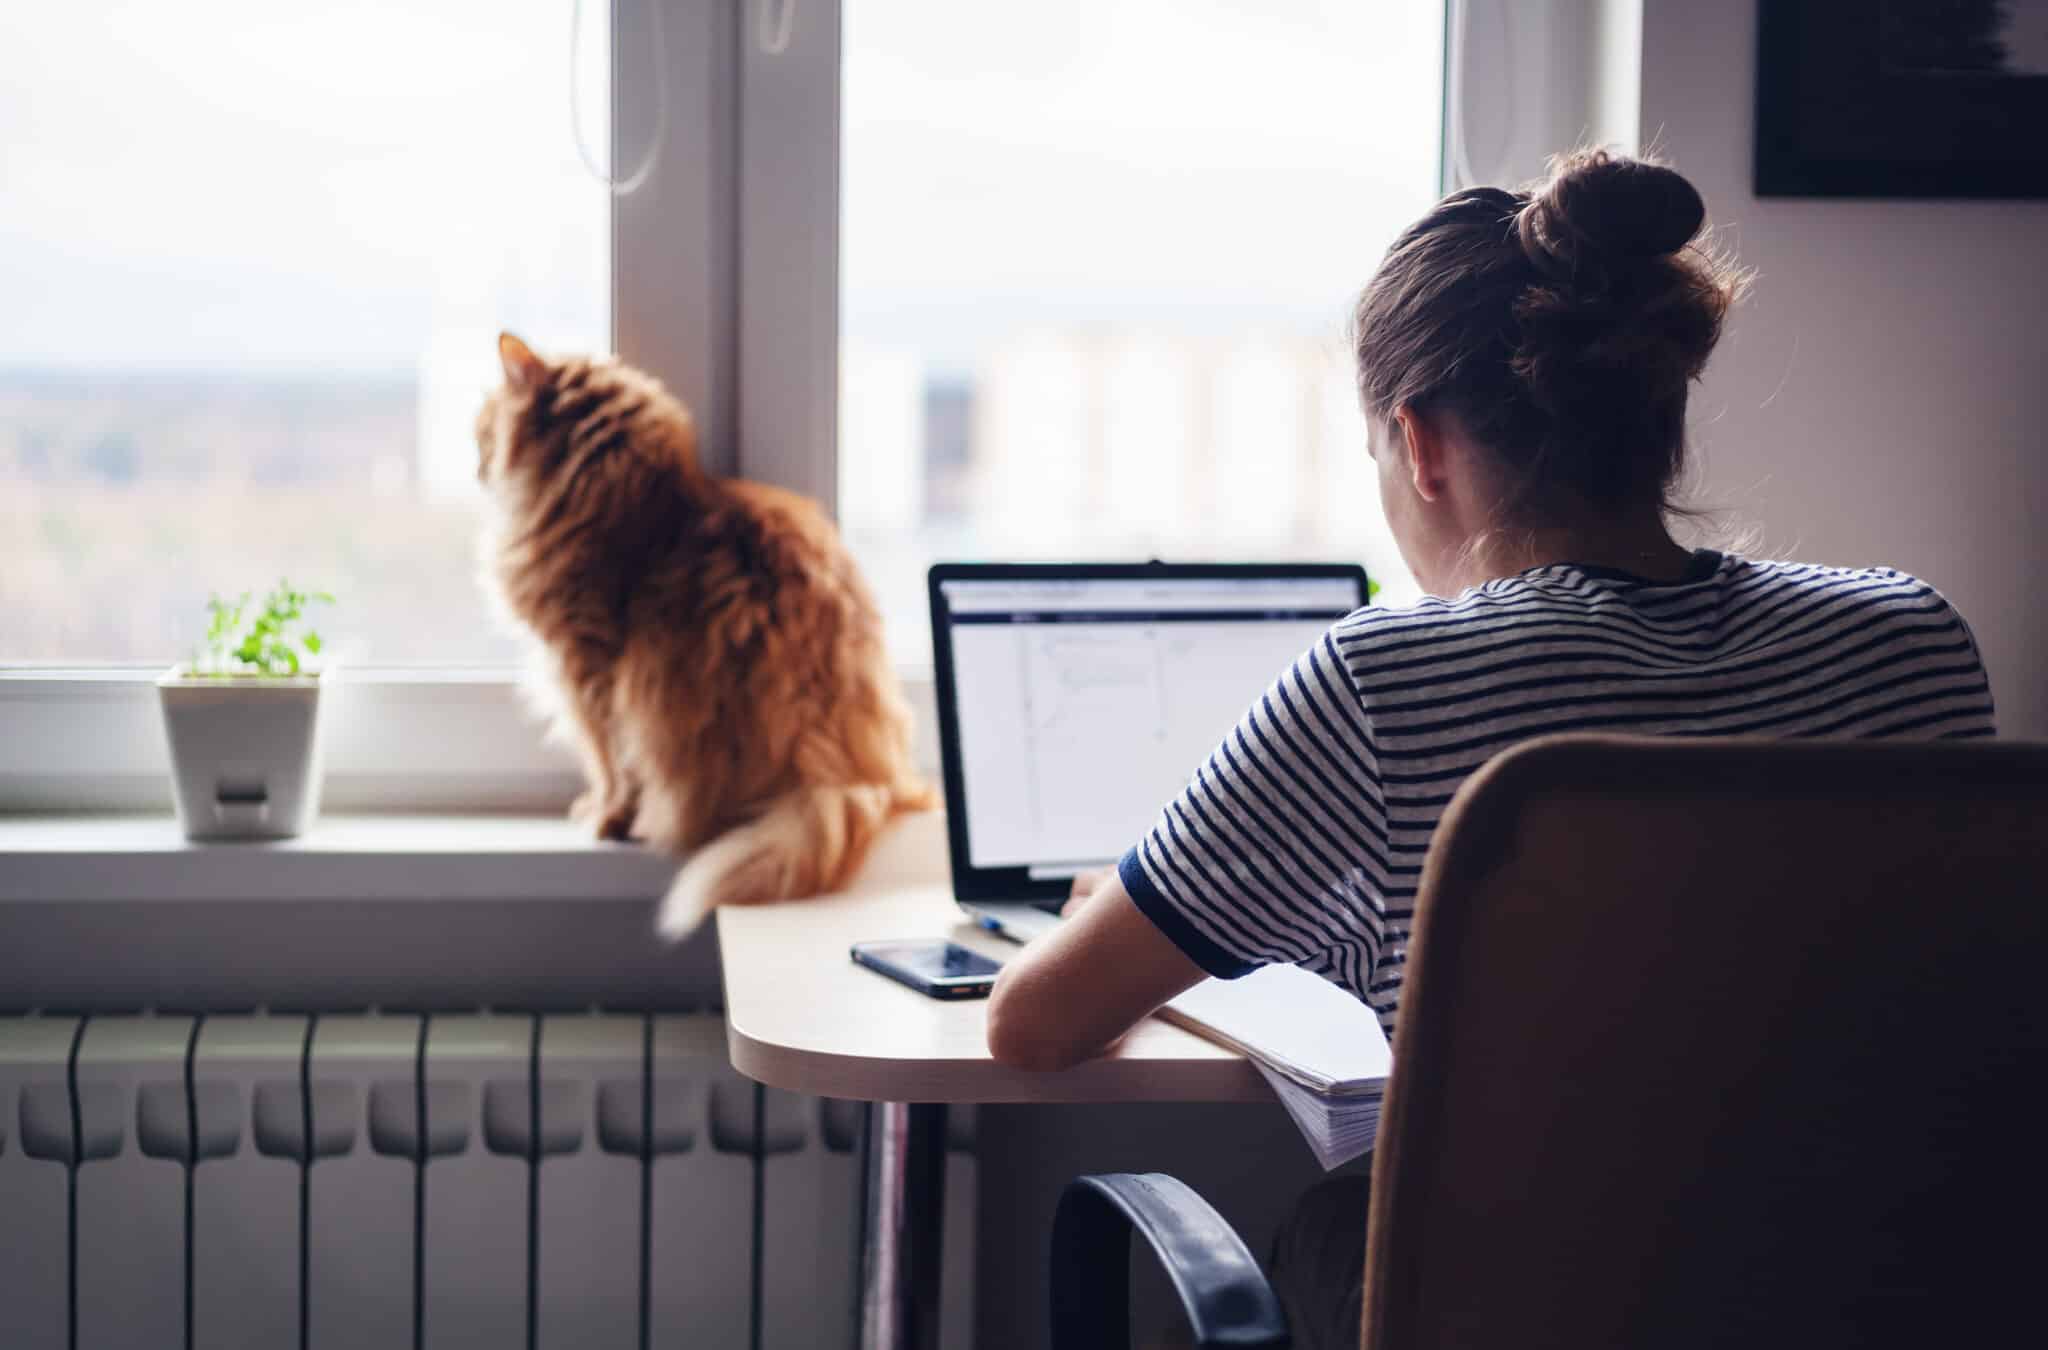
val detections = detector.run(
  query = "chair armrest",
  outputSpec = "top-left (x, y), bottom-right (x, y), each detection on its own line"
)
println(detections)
top-left (1051, 1172), bottom-right (1288, 1348)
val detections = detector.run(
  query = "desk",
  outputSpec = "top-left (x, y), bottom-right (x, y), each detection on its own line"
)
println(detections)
top-left (717, 813), bottom-right (1265, 1350)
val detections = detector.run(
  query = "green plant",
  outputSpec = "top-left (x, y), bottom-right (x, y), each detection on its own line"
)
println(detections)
top-left (195, 580), bottom-right (334, 677)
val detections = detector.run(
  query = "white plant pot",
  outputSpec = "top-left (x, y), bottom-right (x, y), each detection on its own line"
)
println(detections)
top-left (158, 667), bottom-right (329, 840)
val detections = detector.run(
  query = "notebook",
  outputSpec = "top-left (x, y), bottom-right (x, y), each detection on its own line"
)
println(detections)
top-left (1161, 964), bottom-right (1391, 1169)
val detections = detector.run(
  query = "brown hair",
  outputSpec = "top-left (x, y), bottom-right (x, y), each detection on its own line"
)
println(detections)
top-left (1352, 150), bottom-right (1747, 520)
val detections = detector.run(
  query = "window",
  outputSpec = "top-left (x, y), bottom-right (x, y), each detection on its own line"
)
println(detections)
top-left (0, 1), bottom-right (611, 664)
top-left (839, 0), bottom-right (1443, 652)
top-left (2, 0), bottom-right (1451, 808)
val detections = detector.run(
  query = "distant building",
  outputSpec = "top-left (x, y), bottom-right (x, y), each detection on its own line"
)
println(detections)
top-left (965, 327), bottom-right (1371, 559)
top-left (840, 324), bottom-right (1413, 640)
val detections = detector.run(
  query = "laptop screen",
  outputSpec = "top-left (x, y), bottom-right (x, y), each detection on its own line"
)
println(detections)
top-left (932, 569), bottom-right (1365, 883)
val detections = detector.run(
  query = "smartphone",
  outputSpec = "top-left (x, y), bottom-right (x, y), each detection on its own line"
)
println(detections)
top-left (850, 940), bottom-right (1003, 999)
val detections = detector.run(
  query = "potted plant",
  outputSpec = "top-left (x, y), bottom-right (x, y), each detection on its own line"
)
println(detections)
top-left (158, 581), bottom-right (334, 841)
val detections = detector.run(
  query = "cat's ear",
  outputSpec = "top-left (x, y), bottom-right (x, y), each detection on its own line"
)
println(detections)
top-left (498, 332), bottom-right (548, 393)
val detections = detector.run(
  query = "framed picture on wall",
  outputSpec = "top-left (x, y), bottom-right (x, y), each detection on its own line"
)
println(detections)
top-left (1756, 0), bottom-right (2048, 197)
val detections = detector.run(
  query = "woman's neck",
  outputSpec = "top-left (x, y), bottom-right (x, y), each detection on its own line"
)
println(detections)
top-left (1439, 514), bottom-right (1695, 594)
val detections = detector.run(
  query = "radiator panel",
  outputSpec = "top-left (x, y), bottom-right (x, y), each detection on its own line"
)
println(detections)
top-left (649, 1014), bottom-right (754, 1350)
top-left (306, 1013), bottom-right (421, 1350)
top-left (420, 1012), bottom-right (533, 1350)
top-left (192, 1014), bottom-right (308, 1350)
top-left (0, 1015), bottom-right (77, 1350)
top-left (535, 1013), bottom-right (640, 1350)
top-left (761, 1092), bottom-right (863, 1349)
top-left (74, 1015), bottom-right (194, 1350)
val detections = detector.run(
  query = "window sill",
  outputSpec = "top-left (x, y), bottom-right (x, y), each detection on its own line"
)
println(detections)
top-left (0, 668), bottom-right (940, 813)
top-left (0, 812), bottom-right (675, 905)
top-left (0, 809), bottom-right (949, 1012)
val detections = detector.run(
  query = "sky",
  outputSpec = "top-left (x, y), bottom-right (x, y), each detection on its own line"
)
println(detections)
top-left (0, 0), bottom-right (1444, 376)
top-left (0, 0), bottom-right (612, 374)
top-left (841, 0), bottom-right (1444, 365)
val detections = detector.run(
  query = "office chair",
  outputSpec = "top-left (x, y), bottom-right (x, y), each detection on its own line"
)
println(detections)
top-left (1049, 734), bottom-right (2048, 1349)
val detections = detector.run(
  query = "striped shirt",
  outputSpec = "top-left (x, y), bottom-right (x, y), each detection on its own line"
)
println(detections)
top-left (1118, 551), bottom-right (1998, 1034)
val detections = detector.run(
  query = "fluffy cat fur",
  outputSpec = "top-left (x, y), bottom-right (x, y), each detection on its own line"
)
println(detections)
top-left (475, 333), bottom-right (935, 938)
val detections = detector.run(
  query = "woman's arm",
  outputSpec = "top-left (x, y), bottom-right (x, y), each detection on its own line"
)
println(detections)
top-left (985, 870), bottom-right (1207, 1071)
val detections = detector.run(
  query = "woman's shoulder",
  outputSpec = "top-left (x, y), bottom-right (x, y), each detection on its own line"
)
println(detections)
top-left (1322, 574), bottom-right (1590, 672)
top-left (1325, 553), bottom-right (1976, 660)
top-left (1716, 555), bottom-right (1969, 619)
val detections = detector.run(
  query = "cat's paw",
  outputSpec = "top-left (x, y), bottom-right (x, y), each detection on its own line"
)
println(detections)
top-left (573, 789), bottom-right (638, 841)
top-left (596, 803), bottom-right (638, 842)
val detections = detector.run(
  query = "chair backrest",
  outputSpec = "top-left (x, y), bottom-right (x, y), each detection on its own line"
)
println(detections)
top-left (1360, 735), bottom-right (2048, 1350)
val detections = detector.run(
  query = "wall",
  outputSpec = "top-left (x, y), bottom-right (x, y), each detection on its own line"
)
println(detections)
top-left (1641, 2), bottom-right (2048, 736)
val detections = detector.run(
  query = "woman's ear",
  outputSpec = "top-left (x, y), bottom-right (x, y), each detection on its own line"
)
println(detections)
top-left (1393, 406), bottom-right (1446, 503)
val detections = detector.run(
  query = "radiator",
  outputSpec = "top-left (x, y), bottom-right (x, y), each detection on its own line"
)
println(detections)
top-left (0, 1010), bottom-right (976, 1350)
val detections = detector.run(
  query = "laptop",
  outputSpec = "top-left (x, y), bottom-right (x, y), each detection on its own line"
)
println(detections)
top-left (928, 561), bottom-right (1371, 942)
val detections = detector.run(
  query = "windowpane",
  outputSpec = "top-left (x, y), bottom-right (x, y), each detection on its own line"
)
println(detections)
top-left (0, 1), bottom-right (611, 663)
top-left (841, 0), bottom-right (1443, 657)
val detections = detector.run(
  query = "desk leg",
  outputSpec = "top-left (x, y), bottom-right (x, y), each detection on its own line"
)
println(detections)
top-left (858, 1101), bottom-right (948, 1350)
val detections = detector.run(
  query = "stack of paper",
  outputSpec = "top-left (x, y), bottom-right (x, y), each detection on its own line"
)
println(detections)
top-left (1162, 964), bottom-right (1391, 1169)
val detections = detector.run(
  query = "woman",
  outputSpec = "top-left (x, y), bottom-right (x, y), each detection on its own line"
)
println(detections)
top-left (989, 147), bottom-right (1997, 1063)
top-left (986, 150), bottom-right (1997, 1343)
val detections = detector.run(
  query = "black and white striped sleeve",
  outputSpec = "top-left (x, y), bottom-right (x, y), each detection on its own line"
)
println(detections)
top-left (1118, 627), bottom-right (1388, 987)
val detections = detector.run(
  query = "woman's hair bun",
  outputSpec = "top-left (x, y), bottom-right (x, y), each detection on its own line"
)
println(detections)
top-left (1353, 147), bottom-right (1745, 518)
top-left (1516, 150), bottom-right (1706, 277)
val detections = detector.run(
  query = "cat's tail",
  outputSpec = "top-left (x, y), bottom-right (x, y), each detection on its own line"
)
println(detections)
top-left (654, 781), bottom-right (932, 941)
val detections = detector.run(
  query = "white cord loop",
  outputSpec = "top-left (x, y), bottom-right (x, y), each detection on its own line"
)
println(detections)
top-left (758, 0), bottom-right (796, 55)
top-left (571, 0), bottom-right (669, 196)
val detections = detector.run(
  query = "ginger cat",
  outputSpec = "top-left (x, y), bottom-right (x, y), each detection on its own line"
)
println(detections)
top-left (475, 333), bottom-right (935, 937)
